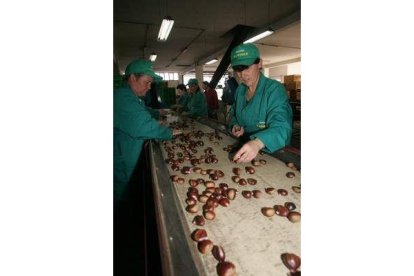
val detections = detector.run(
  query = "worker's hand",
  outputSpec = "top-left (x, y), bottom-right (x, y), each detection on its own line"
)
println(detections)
top-left (233, 139), bottom-right (264, 163)
top-left (172, 128), bottom-right (182, 136)
top-left (231, 125), bottom-right (244, 137)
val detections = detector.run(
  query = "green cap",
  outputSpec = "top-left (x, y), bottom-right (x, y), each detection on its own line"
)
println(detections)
top-left (125, 59), bottom-right (158, 79)
top-left (186, 78), bottom-right (198, 86)
top-left (230, 43), bottom-right (260, 66)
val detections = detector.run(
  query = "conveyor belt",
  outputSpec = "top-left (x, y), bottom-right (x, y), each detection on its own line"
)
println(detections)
top-left (150, 116), bottom-right (301, 275)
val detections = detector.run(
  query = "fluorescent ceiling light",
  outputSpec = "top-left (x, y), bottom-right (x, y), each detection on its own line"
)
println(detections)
top-left (243, 29), bottom-right (274, 44)
top-left (157, 16), bottom-right (174, 41)
top-left (205, 58), bottom-right (218, 65)
top-left (149, 53), bottom-right (157, 62)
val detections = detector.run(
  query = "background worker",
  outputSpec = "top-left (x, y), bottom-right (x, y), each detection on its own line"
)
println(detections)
top-left (201, 81), bottom-right (219, 120)
top-left (182, 78), bottom-right (208, 118)
top-left (229, 43), bottom-right (292, 163)
top-left (171, 83), bottom-right (190, 112)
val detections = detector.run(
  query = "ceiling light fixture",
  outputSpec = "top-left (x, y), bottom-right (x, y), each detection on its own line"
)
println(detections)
top-left (149, 53), bottom-right (157, 62)
top-left (157, 16), bottom-right (174, 41)
top-left (205, 58), bottom-right (218, 65)
top-left (243, 28), bottom-right (274, 44)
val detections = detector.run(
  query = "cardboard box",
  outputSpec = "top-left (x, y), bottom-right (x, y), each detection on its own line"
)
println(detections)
top-left (283, 75), bottom-right (301, 83)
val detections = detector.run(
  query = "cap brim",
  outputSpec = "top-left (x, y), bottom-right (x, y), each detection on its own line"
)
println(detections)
top-left (231, 58), bottom-right (257, 67)
top-left (142, 69), bottom-right (159, 80)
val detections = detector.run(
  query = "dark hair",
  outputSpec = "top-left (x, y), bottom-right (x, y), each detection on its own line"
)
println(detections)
top-left (176, 84), bottom-right (187, 91)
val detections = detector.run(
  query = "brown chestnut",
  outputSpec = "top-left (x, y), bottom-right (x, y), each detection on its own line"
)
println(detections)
top-left (231, 176), bottom-right (240, 183)
top-left (212, 245), bottom-right (226, 262)
top-left (259, 159), bottom-right (267, 165)
top-left (245, 166), bottom-right (255, 174)
top-left (261, 207), bottom-right (275, 217)
top-left (218, 198), bottom-right (230, 207)
top-left (198, 195), bottom-right (209, 203)
top-left (189, 179), bottom-right (198, 187)
top-left (277, 188), bottom-right (288, 196)
top-left (251, 159), bottom-right (260, 167)
top-left (284, 202), bottom-right (297, 211)
top-left (219, 183), bottom-right (228, 190)
top-left (209, 174), bottom-right (219, 181)
top-left (274, 205), bottom-right (289, 217)
top-left (197, 239), bottom-right (213, 254)
top-left (286, 162), bottom-right (296, 168)
top-left (181, 166), bottom-right (191, 175)
top-left (286, 172), bottom-right (295, 178)
top-left (252, 190), bottom-right (262, 198)
top-left (170, 175), bottom-right (178, 182)
top-left (177, 177), bottom-right (185, 184)
top-left (281, 253), bottom-right (301, 272)
top-left (216, 261), bottom-right (236, 276)
top-left (171, 164), bottom-right (180, 171)
top-left (191, 228), bottom-right (207, 242)
top-left (265, 187), bottom-right (276, 194)
top-left (226, 188), bottom-right (237, 200)
top-left (186, 197), bottom-right (197, 205)
top-left (287, 211), bottom-right (301, 223)
top-left (193, 167), bottom-right (202, 174)
top-left (186, 204), bottom-right (198, 213)
top-left (242, 190), bottom-right (252, 199)
top-left (292, 186), bottom-right (301, 193)
top-left (202, 204), bottom-right (214, 212)
top-left (203, 210), bottom-right (216, 220)
top-left (192, 215), bottom-right (205, 226)
top-left (205, 181), bottom-right (216, 188)
top-left (201, 169), bottom-right (207, 175)
top-left (216, 170), bottom-right (225, 177)
top-left (238, 178), bottom-right (247, 186)
top-left (232, 167), bottom-right (242, 175)
top-left (247, 178), bottom-right (257, 185)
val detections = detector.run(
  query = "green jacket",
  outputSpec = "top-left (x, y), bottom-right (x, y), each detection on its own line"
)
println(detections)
top-left (178, 92), bottom-right (190, 107)
top-left (229, 73), bottom-right (292, 153)
top-left (114, 85), bottom-right (172, 202)
top-left (187, 90), bottom-right (208, 117)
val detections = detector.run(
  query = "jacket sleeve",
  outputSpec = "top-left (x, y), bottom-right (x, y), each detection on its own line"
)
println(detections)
top-left (115, 94), bottom-right (172, 140)
top-left (249, 82), bottom-right (292, 152)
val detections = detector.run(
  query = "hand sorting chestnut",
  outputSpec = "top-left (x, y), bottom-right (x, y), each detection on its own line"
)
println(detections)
top-left (162, 120), bottom-right (299, 276)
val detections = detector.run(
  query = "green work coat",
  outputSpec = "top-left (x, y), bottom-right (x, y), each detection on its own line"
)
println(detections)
top-left (178, 92), bottom-right (190, 107)
top-left (187, 90), bottom-right (208, 117)
top-left (229, 73), bottom-right (292, 153)
top-left (114, 85), bottom-right (173, 203)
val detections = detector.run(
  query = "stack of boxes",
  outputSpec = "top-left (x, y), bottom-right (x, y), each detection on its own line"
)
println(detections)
top-left (283, 75), bottom-right (301, 101)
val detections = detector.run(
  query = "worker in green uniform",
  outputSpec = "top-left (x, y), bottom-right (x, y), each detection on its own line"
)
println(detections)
top-left (229, 43), bottom-right (292, 163)
top-left (114, 59), bottom-right (181, 204)
top-left (182, 78), bottom-right (208, 118)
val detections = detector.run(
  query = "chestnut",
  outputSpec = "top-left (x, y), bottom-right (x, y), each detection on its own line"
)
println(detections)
top-left (209, 174), bottom-right (219, 181)
top-left (193, 167), bottom-right (202, 174)
top-left (212, 245), bottom-right (226, 262)
top-left (231, 176), bottom-right (240, 183)
top-left (216, 170), bottom-right (225, 177)
top-left (265, 187), bottom-right (276, 194)
top-left (207, 169), bottom-right (215, 175)
top-left (170, 175), bottom-right (178, 182)
top-left (284, 202), bottom-right (297, 211)
top-left (245, 166), bottom-right (255, 174)
top-left (181, 166), bottom-right (191, 175)
top-left (203, 210), bottom-right (216, 220)
top-left (242, 190), bottom-right (252, 199)
top-left (196, 178), bottom-right (205, 185)
top-left (218, 198), bottom-right (230, 207)
top-left (192, 215), bottom-right (205, 226)
top-left (205, 181), bottom-right (216, 188)
top-left (251, 159), bottom-right (261, 167)
top-left (277, 189), bottom-right (288, 196)
top-left (252, 190), bottom-right (262, 198)
top-left (198, 239), bottom-right (213, 254)
top-left (247, 178), bottom-right (257, 185)
top-left (219, 183), bottom-right (228, 190)
top-left (186, 197), bottom-right (197, 205)
top-left (238, 178), bottom-right (247, 186)
top-left (274, 205), bottom-right (289, 217)
top-left (201, 169), bottom-right (208, 175)
top-left (171, 164), bottom-right (180, 171)
top-left (186, 204), bottom-right (198, 213)
top-left (281, 253), bottom-right (301, 272)
top-left (261, 207), bottom-right (275, 217)
top-left (292, 186), bottom-right (301, 193)
top-left (216, 261), bottom-right (236, 276)
top-left (259, 159), bottom-right (267, 165)
top-left (202, 204), bottom-right (214, 212)
top-left (232, 167), bottom-right (242, 175)
top-left (226, 188), bottom-right (237, 200)
top-left (189, 179), bottom-right (198, 187)
top-left (205, 187), bottom-right (216, 193)
top-left (198, 195), bottom-right (209, 203)
top-left (287, 211), bottom-right (301, 223)
top-left (286, 172), bottom-right (296, 178)
top-left (191, 229), bottom-right (207, 242)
